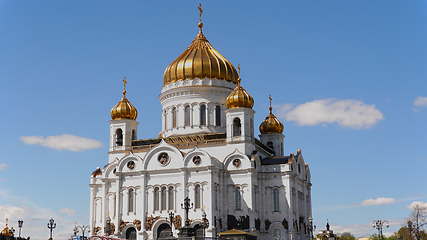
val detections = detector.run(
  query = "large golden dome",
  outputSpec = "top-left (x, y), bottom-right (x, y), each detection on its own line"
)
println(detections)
top-left (225, 69), bottom-right (254, 109)
top-left (259, 97), bottom-right (284, 134)
top-left (163, 17), bottom-right (239, 86)
top-left (111, 79), bottom-right (138, 121)
top-left (1, 220), bottom-right (14, 237)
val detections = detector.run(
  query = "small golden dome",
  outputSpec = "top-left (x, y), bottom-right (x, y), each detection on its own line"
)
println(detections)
top-left (1, 220), bottom-right (14, 237)
top-left (259, 96), bottom-right (284, 134)
top-left (163, 6), bottom-right (239, 86)
top-left (225, 66), bottom-right (254, 109)
top-left (111, 79), bottom-right (138, 120)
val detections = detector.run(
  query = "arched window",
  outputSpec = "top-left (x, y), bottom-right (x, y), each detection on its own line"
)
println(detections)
top-left (235, 187), bottom-right (242, 210)
top-left (115, 129), bottom-right (123, 146)
top-left (233, 118), bottom-right (241, 137)
top-left (164, 110), bottom-right (167, 130)
top-left (298, 164), bottom-right (301, 173)
top-left (184, 105), bottom-right (191, 127)
top-left (273, 188), bottom-right (280, 212)
top-left (215, 105), bottom-right (221, 127)
top-left (194, 184), bottom-right (201, 208)
top-left (161, 186), bottom-right (167, 210)
top-left (154, 187), bottom-right (159, 211)
top-left (200, 104), bottom-right (206, 126)
top-left (131, 130), bottom-right (136, 140)
top-left (172, 107), bottom-right (177, 128)
top-left (267, 141), bottom-right (274, 151)
top-left (168, 186), bottom-right (174, 210)
top-left (128, 188), bottom-right (135, 213)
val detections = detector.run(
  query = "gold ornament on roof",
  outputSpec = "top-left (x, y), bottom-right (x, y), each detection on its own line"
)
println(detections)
top-left (225, 65), bottom-right (254, 109)
top-left (1, 218), bottom-right (14, 237)
top-left (259, 95), bottom-right (284, 134)
top-left (111, 78), bottom-right (138, 120)
top-left (163, 4), bottom-right (239, 86)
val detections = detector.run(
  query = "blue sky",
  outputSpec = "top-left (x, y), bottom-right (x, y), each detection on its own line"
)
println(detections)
top-left (0, 0), bottom-right (426, 239)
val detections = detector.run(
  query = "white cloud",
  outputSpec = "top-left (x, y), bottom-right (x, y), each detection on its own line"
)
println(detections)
top-left (21, 134), bottom-right (102, 152)
top-left (0, 191), bottom-right (84, 240)
top-left (413, 96), bottom-right (427, 107)
top-left (332, 220), bottom-right (402, 237)
top-left (0, 163), bottom-right (7, 171)
top-left (278, 99), bottom-right (383, 129)
top-left (59, 208), bottom-right (76, 216)
top-left (361, 197), bottom-right (396, 206)
top-left (408, 201), bottom-right (427, 210)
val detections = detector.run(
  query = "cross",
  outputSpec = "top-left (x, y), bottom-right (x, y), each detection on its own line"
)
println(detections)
top-left (197, 3), bottom-right (203, 23)
top-left (122, 77), bottom-right (127, 96)
top-left (269, 95), bottom-right (273, 113)
top-left (5, 218), bottom-right (8, 226)
top-left (237, 64), bottom-right (241, 85)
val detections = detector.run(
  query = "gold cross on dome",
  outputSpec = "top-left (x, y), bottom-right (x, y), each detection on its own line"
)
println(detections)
top-left (122, 77), bottom-right (127, 96)
top-left (5, 218), bottom-right (8, 226)
top-left (198, 3), bottom-right (203, 23)
top-left (268, 95), bottom-right (273, 113)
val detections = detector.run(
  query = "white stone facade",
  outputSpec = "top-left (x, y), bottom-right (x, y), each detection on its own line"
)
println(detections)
top-left (89, 76), bottom-right (312, 240)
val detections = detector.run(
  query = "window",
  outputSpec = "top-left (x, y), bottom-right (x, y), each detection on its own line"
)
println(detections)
top-left (215, 105), bottom-right (221, 127)
top-left (200, 105), bottom-right (206, 126)
top-left (161, 187), bottom-right (167, 210)
top-left (154, 187), bottom-right (159, 211)
top-left (164, 110), bottom-right (167, 130)
top-left (273, 188), bottom-right (280, 212)
top-left (267, 141), bottom-right (274, 150)
top-left (233, 118), bottom-right (241, 137)
top-left (298, 164), bottom-right (301, 173)
top-left (194, 184), bottom-right (201, 208)
top-left (184, 105), bottom-right (191, 127)
top-left (131, 130), bottom-right (136, 140)
top-left (235, 187), bottom-right (242, 210)
top-left (168, 186), bottom-right (174, 210)
top-left (172, 107), bottom-right (177, 128)
top-left (115, 129), bottom-right (123, 146)
top-left (128, 188), bottom-right (135, 213)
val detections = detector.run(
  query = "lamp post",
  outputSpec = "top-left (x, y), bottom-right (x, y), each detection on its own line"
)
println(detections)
top-left (308, 217), bottom-right (316, 240)
top-left (169, 211), bottom-right (175, 233)
top-left (180, 197), bottom-right (194, 227)
top-left (201, 211), bottom-right (209, 238)
top-left (372, 220), bottom-right (389, 240)
top-left (47, 218), bottom-right (56, 240)
top-left (18, 219), bottom-right (23, 238)
top-left (75, 225), bottom-right (90, 240)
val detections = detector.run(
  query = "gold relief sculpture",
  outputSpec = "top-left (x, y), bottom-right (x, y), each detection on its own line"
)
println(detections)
top-left (133, 219), bottom-right (142, 231)
top-left (119, 221), bottom-right (128, 233)
top-left (93, 226), bottom-right (101, 234)
top-left (173, 215), bottom-right (182, 229)
top-left (144, 216), bottom-right (160, 231)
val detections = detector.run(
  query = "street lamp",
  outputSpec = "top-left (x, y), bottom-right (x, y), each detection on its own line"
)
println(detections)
top-left (169, 211), bottom-right (175, 233)
top-left (201, 211), bottom-right (209, 238)
top-left (308, 217), bottom-right (316, 240)
top-left (47, 218), bottom-right (56, 240)
top-left (75, 225), bottom-right (90, 240)
top-left (17, 219), bottom-right (23, 238)
top-left (180, 197), bottom-right (194, 227)
top-left (372, 220), bottom-right (389, 240)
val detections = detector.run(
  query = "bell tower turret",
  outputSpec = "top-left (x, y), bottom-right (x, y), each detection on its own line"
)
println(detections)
top-left (259, 96), bottom-right (284, 155)
top-left (109, 78), bottom-right (138, 151)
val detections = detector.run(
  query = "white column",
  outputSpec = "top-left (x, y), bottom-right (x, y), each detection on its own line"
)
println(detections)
top-left (193, 104), bottom-right (200, 127)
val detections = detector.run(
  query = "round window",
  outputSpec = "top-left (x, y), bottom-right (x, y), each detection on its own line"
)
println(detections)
top-left (192, 156), bottom-right (201, 165)
top-left (127, 161), bottom-right (135, 170)
top-left (232, 159), bottom-right (241, 168)
top-left (158, 152), bottom-right (170, 166)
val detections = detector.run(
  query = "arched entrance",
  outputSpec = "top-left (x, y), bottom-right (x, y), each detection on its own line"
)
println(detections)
top-left (125, 227), bottom-right (137, 240)
top-left (156, 223), bottom-right (172, 239)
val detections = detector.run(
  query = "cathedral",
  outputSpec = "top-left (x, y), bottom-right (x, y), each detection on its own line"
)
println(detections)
top-left (89, 6), bottom-right (312, 240)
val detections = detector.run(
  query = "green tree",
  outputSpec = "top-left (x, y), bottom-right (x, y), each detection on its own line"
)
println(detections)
top-left (339, 232), bottom-right (356, 240)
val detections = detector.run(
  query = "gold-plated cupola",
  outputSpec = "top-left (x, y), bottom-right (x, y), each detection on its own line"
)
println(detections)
top-left (111, 79), bottom-right (138, 120)
top-left (259, 96), bottom-right (284, 134)
top-left (163, 4), bottom-right (239, 86)
top-left (225, 65), bottom-right (254, 109)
